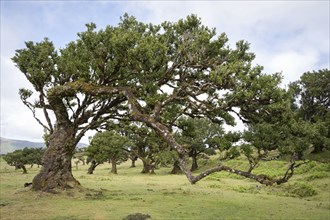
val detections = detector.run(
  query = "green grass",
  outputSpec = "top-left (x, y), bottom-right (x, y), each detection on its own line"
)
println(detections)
top-left (0, 156), bottom-right (329, 220)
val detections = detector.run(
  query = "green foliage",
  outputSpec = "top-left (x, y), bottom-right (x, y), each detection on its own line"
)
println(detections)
top-left (242, 109), bottom-right (318, 160)
top-left (107, 122), bottom-right (174, 172)
top-left (12, 39), bottom-right (57, 92)
top-left (305, 172), bottom-right (330, 181)
top-left (241, 69), bottom-right (330, 162)
top-left (294, 69), bottom-right (330, 122)
top-left (206, 172), bottom-right (246, 181)
top-left (278, 119), bottom-right (315, 157)
top-left (176, 118), bottom-right (224, 166)
top-left (290, 69), bottom-right (330, 153)
top-left (87, 131), bottom-right (130, 167)
top-left (12, 14), bottom-right (328, 189)
top-left (252, 160), bottom-right (292, 178)
top-left (243, 123), bottom-right (285, 152)
top-left (13, 13), bottom-right (289, 136)
top-left (3, 147), bottom-right (44, 173)
top-left (305, 150), bottom-right (330, 163)
top-left (233, 185), bottom-right (261, 194)
top-left (232, 182), bottom-right (317, 198)
top-left (3, 147), bottom-right (45, 174)
top-left (225, 147), bottom-right (241, 160)
top-left (284, 182), bottom-right (317, 198)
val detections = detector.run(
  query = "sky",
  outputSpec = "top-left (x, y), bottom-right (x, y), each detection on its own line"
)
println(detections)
top-left (1, 0), bottom-right (329, 144)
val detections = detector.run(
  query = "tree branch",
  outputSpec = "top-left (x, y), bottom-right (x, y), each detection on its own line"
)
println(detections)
top-left (20, 98), bottom-right (51, 132)
top-left (39, 92), bottom-right (54, 133)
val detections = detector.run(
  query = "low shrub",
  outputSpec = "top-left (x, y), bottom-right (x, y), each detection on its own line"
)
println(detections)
top-left (233, 185), bottom-right (261, 194)
top-left (305, 171), bottom-right (330, 181)
top-left (285, 182), bottom-right (317, 198)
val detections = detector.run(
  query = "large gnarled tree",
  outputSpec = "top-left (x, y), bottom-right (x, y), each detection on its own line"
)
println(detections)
top-left (13, 14), bottom-right (304, 191)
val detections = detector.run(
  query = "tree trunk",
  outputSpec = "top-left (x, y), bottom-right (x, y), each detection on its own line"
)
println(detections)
top-left (22, 165), bottom-right (27, 174)
top-left (75, 161), bottom-right (79, 170)
top-left (150, 164), bottom-right (156, 174)
top-left (31, 126), bottom-right (80, 192)
top-left (130, 159), bottom-right (136, 168)
top-left (170, 160), bottom-right (182, 174)
top-left (141, 160), bottom-right (152, 174)
top-left (15, 163), bottom-right (27, 174)
top-left (130, 156), bottom-right (138, 168)
top-left (17, 163), bottom-right (28, 174)
top-left (87, 160), bottom-right (98, 174)
top-left (110, 160), bottom-right (118, 174)
top-left (191, 154), bottom-right (198, 171)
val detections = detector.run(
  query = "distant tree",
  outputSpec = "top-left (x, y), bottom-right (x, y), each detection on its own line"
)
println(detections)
top-left (3, 147), bottom-right (45, 174)
top-left (106, 122), bottom-right (171, 174)
top-left (241, 86), bottom-right (315, 165)
top-left (290, 69), bottom-right (330, 153)
top-left (176, 118), bottom-right (223, 171)
top-left (26, 147), bottom-right (45, 168)
top-left (128, 153), bottom-right (138, 168)
top-left (209, 131), bottom-right (241, 161)
top-left (3, 150), bottom-right (27, 174)
top-left (73, 148), bottom-right (87, 170)
top-left (127, 125), bottom-right (164, 174)
top-left (86, 131), bottom-right (129, 174)
top-left (293, 69), bottom-right (330, 122)
top-left (242, 118), bottom-right (314, 166)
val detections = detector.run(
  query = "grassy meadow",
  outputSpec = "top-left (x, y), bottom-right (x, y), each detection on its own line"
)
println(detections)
top-left (0, 154), bottom-right (329, 220)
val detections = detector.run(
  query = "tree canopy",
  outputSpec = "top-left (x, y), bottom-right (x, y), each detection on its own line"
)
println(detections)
top-left (176, 117), bottom-right (233, 171)
top-left (289, 69), bottom-right (330, 153)
top-left (86, 131), bottom-right (130, 174)
top-left (12, 14), bottom-right (309, 191)
top-left (3, 147), bottom-right (45, 174)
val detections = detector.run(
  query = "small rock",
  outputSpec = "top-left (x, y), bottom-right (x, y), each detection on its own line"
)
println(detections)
top-left (123, 213), bottom-right (151, 220)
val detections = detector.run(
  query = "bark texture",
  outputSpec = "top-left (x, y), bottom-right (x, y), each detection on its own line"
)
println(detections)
top-left (32, 125), bottom-right (80, 191)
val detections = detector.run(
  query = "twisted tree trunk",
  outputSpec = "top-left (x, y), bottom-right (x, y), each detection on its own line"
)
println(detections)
top-left (16, 163), bottom-right (27, 174)
top-left (170, 160), bottom-right (182, 174)
top-left (141, 160), bottom-right (151, 174)
top-left (87, 160), bottom-right (98, 174)
top-left (32, 125), bottom-right (80, 192)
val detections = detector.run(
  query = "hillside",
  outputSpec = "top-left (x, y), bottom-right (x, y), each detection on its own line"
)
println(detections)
top-left (0, 137), bottom-right (87, 154)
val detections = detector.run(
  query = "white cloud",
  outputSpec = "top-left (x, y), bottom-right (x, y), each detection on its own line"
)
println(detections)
top-left (0, 103), bottom-right (44, 142)
top-left (0, 56), bottom-right (43, 141)
top-left (267, 50), bottom-right (319, 84)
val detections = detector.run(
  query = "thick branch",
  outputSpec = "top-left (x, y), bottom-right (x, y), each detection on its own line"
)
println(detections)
top-left (185, 157), bottom-right (310, 186)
